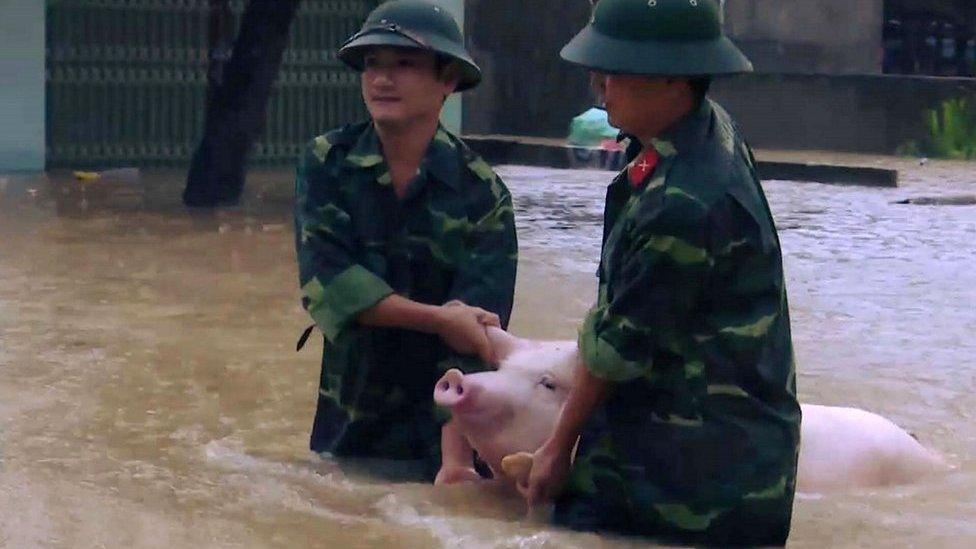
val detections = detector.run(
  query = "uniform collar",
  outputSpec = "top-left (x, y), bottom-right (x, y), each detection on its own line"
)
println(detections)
top-left (344, 122), bottom-right (385, 169)
top-left (609, 100), bottom-right (713, 194)
top-left (649, 98), bottom-right (714, 159)
top-left (424, 126), bottom-right (462, 190)
top-left (344, 122), bottom-right (461, 190)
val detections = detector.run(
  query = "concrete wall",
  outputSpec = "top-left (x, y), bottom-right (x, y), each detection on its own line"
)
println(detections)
top-left (462, 0), bottom-right (592, 138)
top-left (461, 0), bottom-right (890, 138)
top-left (433, 0), bottom-right (464, 134)
top-left (724, 0), bottom-right (885, 74)
top-left (462, 0), bottom-right (973, 155)
top-left (711, 73), bottom-right (976, 154)
top-left (0, 0), bottom-right (45, 171)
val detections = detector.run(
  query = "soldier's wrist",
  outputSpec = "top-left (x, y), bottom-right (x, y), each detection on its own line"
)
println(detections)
top-left (547, 429), bottom-right (579, 456)
top-left (429, 304), bottom-right (453, 335)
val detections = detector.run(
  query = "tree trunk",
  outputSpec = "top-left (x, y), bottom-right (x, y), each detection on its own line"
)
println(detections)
top-left (205, 0), bottom-right (235, 108)
top-left (184, 0), bottom-right (300, 207)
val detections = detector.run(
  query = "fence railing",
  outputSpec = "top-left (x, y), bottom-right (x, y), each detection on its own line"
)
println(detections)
top-left (46, 0), bottom-right (374, 168)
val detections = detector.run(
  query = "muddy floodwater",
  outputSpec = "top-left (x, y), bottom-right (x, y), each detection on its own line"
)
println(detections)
top-left (1, 166), bottom-right (975, 548)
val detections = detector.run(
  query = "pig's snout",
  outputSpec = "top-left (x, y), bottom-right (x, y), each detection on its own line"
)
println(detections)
top-left (434, 368), bottom-right (472, 410)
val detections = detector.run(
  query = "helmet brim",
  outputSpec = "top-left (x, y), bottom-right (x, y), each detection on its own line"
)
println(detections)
top-left (338, 31), bottom-right (482, 92)
top-left (560, 25), bottom-right (753, 76)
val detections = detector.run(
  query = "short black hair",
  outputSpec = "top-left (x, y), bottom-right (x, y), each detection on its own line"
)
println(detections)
top-left (434, 55), bottom-right (458, 100)
top-left (434, 54), bottom-right (453, 76)
top-left (689, 76), bottom-right (712, 106)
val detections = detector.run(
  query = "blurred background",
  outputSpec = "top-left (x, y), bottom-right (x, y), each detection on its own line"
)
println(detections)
top-left (1, 0), bottom-right (974, 177)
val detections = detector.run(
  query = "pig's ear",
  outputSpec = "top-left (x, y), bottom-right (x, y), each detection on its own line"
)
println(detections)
top-left (485, 327), bottom-right (524, 363)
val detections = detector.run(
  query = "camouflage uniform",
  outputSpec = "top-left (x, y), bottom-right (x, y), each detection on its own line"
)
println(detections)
top-left (294, 121), bottom-right (517, 479)
top-left (555, 99), bottom-right (801, 546)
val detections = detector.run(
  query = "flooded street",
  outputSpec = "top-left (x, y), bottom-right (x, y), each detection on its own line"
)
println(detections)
top-left (1, 165), bottom-right (975, 548)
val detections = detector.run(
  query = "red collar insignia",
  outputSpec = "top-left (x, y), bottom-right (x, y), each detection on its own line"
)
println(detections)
top-left (627, 147), bottom-right (659, 188)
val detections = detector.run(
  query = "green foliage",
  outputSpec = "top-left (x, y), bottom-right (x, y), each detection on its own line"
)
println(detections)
top-left (923, 98), bottom-right (976, 160)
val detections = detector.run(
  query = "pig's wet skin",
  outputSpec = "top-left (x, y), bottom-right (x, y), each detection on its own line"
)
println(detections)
top-left (434, 328), bottom-right (950, 495)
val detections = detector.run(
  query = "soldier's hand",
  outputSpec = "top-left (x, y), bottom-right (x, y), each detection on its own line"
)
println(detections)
top-left (518, 436), bottom-right (573, 507)
top-left (435, 304), bottom-right (497, 363)
top-left (443, 300), bottom-right (501, 328)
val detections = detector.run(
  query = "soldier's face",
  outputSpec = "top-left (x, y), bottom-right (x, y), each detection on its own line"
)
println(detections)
top-left (360, 47), bottom-right (458, 127)
top-left (592, 72), bottom-right (690, 139)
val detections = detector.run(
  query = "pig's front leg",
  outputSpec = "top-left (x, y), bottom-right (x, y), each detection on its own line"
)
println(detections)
top-left (434, 419), bottom-right (483, 485)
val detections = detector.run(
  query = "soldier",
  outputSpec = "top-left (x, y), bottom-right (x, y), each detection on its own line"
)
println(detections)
top-left (294, 0), bottom-right (517, 481)
top-left (520, 0), bottom-right (801, 545)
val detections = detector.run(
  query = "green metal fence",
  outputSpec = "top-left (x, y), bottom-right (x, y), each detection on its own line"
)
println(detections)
top-left (46, 0), bottom-right (374, 168)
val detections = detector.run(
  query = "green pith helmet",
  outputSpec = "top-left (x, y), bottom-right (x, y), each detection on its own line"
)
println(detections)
top-left (561, 0), bottom-right (753, 76)
top-left (338, 0), bottom-right (481, 91)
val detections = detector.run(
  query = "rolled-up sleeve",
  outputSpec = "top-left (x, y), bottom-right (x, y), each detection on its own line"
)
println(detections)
top-left (578, 195), bottom-right (712, 382)
top-left (294, 141), bottom-right (392, 342)
top-left (578, 304), bottom-right (647, 382)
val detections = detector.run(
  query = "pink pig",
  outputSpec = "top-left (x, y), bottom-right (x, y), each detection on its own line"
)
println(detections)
top-left (433, 328), bottom-right (950, 493)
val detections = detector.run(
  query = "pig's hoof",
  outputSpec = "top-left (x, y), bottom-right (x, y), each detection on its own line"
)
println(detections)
top-left (501, 452), bottom-right (534, 482)
top-left (435, 466), bottom-right (483, 485)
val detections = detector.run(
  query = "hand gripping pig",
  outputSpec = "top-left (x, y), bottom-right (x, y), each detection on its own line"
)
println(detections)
top-left (433, 328), bottom-right (950, 493)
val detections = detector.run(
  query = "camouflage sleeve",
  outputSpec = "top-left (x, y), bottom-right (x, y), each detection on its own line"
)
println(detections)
top-left (578, 190), bottom-right (711, 382)
top-left (447, 169), bottom-right (518, 329)
top-left (294, 137), bottom-right (393, 342)
top-left (703, 188), bottom-right (789, 370)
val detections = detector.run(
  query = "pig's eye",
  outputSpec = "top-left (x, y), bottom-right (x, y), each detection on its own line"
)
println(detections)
top-left (539, 376), bottom-right (557, 391)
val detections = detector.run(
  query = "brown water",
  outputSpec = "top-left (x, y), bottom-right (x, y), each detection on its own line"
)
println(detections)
top-left (1, 166), bottom-right (974, 548)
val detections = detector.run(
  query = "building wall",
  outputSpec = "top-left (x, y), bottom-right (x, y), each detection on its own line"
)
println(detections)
top-left (724, 0), bottom-right (885, 74)
top-left (462, 0), bottom-right (593, 138)
top-left (432, 0), bottom-right (464, 134)
top-left (0, 0), bottom-right (45, 171)
top-left (462, 0), bottom-right (889, 138)
top-left (461, 0), bottom-right (969, 155)
top-left (711, 73), bottom-right (976, 154)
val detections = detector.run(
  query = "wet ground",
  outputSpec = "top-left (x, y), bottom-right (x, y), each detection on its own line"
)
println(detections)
top-left (1, 165), bottom-right (975, 547)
